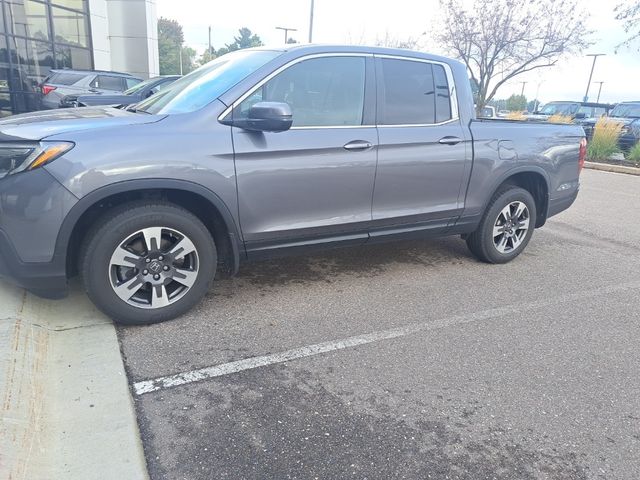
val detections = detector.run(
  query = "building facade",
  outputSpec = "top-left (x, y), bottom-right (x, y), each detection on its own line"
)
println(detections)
top-left (0, 0), bottom-right (158, 116)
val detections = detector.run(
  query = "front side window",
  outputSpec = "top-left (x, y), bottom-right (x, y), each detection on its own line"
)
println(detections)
top-left (236, 56), bottom-right (366, 127)
top-left (379, 58), bottom-right (436, 125)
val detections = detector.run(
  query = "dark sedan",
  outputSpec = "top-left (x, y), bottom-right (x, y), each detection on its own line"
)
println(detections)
top-left (60, 75), bottom-right (180, 108)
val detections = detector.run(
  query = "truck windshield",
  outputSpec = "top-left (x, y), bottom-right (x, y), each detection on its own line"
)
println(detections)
top-left (539, 103), bottom-right (579, 115)
top-left (135, 50), bottom-right (282, 115)
top-left (610, 103), bottom-right (640, 118)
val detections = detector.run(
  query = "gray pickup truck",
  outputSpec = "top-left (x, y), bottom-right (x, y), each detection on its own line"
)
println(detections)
top-left (0, 45), bottom-right (585, 324)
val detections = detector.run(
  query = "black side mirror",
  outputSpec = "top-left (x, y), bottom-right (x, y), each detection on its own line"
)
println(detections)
top-left (574, 112), bottom-right (586, 119)
top-left (234, 102), bottom-right (293, 132)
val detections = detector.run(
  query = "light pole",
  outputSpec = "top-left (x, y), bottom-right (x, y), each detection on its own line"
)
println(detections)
top-left (520, 81), bottom-right (527, 96)
top-left (583, 53), bottom-right (605, 102)
top-left (534, 80), bottom-right (544, 112)
top-left (208, 26), bottom-right (212, 56)
top-left (276, 26), bottom-right (297, 43)
top-left (308, 0), bottom-right (315, 43)
top-left (594, 81), bottom-right (604, 103)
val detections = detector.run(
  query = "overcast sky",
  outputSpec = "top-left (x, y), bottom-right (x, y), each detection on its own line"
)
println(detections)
top-left (156, 0), bottom-right (640, 104)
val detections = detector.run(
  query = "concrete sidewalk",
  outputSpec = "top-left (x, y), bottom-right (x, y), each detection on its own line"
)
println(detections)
top-left (0, 280), bottom-right (148, 480)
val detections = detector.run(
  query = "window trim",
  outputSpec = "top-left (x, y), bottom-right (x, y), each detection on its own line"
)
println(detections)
top-left (374, 54), bottom-right (459, 127)
top-left (219, 52), bottom-right (460, 130)
top-left (218, 52), bottom-right (374, 129)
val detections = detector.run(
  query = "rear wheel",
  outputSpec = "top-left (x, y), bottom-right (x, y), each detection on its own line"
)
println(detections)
top-left (466, 186), bottom-right (536, 264)
top-left (81, 202), bottom-right (216, 325)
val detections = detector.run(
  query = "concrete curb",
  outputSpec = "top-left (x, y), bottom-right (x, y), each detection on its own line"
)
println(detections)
top-left (584, 161), bottom-right (640, 176)
top-left (0, 280), bottom-right (149, 480)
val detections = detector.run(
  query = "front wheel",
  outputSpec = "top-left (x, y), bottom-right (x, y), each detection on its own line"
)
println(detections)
top-left (81, 202), bottom-right (217, 325)
top-left (466, 186), bottom-right (537, 264)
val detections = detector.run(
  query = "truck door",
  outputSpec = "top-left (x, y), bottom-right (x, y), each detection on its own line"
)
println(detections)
top-left (370, 56), bottom-right (470, 237)
top-left (229, 55), bottom-right (378, 255)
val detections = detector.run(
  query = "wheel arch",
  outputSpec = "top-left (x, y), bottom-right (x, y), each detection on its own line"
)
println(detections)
top-left (485, 167), bottom-right (550, 228)
top-left (56, 179), bottom-right (243, 279)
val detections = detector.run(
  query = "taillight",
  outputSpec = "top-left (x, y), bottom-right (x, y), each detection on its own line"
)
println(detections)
top-left (578, 137), bottom-right (587, 173)
top-left (41, 85), bottom-right (56, 95)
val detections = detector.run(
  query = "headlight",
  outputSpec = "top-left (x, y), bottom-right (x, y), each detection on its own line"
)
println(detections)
top-left (620, 126), bottom-right (631, 135)
top-left (0, 141), bottom-right (74, 179)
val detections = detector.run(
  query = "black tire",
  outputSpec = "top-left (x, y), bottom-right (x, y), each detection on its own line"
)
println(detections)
top-left (80, 202), bottom-right (217, 325)
top-left (466, 185), bottom-right (537, 264)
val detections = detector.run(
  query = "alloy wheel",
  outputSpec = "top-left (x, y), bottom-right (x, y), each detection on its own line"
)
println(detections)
top-left (492, 201), bottom-right (530, 254)
top-left (108, 227), bottom-right (199, 309)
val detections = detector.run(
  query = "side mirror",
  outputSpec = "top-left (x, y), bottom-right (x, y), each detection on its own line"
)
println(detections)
top-left (574, 112), bottom-right (586, 119)
top-left (235, 102), bottom-right (293, 132)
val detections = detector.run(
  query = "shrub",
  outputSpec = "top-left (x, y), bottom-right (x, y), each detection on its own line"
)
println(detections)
top-left (587, 117), bottom-right (623, 161)
top-left (627, 142), bottom-right (640, 166)
top-left (547, 114), bottom-right (573, 124)
top-left (506, 111), bottom-right (527, 121)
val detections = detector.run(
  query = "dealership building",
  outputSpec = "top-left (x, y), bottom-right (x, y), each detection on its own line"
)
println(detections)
top-left (0, 0), bottom-right (159, 116)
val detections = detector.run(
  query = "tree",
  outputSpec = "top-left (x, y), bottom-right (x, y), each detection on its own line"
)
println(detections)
top-left (225, 28), bottom-right (263, 52)
top-left (527, 99), bottom-right (540, 113)
top-left (435, 0), bottom-right (592, 114)
top-left (286, 37), bottom-right (298, 44)
top-left (506, 94), bottom-right (527, 112)
top-left (616, 1), bottom-right (640, 50)
top-left (198, 47), bottom-right (216, 66)
top-left (158, 17), bottom-right (185, 75)
top-left (181, 46), bottom-right (197, 74)
top-left (375, 30), bottom-right (422, 50)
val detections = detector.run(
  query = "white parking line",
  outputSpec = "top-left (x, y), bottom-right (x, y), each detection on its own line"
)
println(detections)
top-left (133, 280), bottom-right (640, 395)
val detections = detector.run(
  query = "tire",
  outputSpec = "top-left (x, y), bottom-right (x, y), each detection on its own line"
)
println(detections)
top-left (466, 185), bottom-right (537, 264)
top-left (80, 202), bottom-right (217, 325)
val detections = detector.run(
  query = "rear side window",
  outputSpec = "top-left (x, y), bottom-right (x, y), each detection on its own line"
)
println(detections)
top-left (379, 59), bottom-right (454, 125)
top-left (379, 58), bottom-right (435, 125)
top-left (47, 72), bottom-right (84, 85)
top-left (91, 75), bottom-right (124, 91)
top-left (433, 64), bottom-right (452, 123)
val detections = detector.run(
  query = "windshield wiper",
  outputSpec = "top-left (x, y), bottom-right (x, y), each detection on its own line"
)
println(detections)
top-left (125, 105), bottom-right (151, 114)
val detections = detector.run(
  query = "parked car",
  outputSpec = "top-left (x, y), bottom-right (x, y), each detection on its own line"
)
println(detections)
top-left (479, 105), bottom-right (497, 118)
top-left (528, 101), bottom-right (612, 122)
top-left (39, 69), bottom-right (143, 109)
top-left (60, 76), bottom-right (180, 108)
top-left (580, 101), bottom-right (640, 151)
top-left (0, 45), bottom-right (585, 324)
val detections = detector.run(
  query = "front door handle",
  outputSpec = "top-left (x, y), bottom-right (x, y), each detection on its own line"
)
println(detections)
top-left (438, 136), bottom-right (462, 145)
top-left (344, 140), bottom-right (373, 151)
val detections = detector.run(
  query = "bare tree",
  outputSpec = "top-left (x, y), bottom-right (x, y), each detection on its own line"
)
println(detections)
top-left (436, 0), bottom-right (592, 113)
top-left (375, 30), bottom-right (423, 50)
top-left (616, 1), bottom-right (640, 50)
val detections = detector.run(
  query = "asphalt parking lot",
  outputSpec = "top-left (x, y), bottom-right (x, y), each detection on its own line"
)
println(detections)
top-left (118, 169), bottom-right (640, 480)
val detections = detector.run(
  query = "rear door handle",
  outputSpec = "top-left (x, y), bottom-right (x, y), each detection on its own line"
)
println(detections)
top-left (438, 136), bottom-right (462, 145)
top-left (344, 140), bottom-right (373, 151)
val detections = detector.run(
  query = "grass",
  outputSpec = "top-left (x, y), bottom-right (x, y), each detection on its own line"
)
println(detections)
top-left (506, 111), bottom-right (527, 121)
top-left (587, 117), bottom-right (623, 161)
top-left (547, 114), bottom-right (573, 124)
top-left (628, 142), bottom-right (640, 166)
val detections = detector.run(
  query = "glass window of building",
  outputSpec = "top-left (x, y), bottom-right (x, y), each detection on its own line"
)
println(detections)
top-left (0, 0), bottom-right (93, 114)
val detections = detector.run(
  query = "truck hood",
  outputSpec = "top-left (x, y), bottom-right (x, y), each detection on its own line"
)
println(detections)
top-left (0, 107), bottom-right (165, 141)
